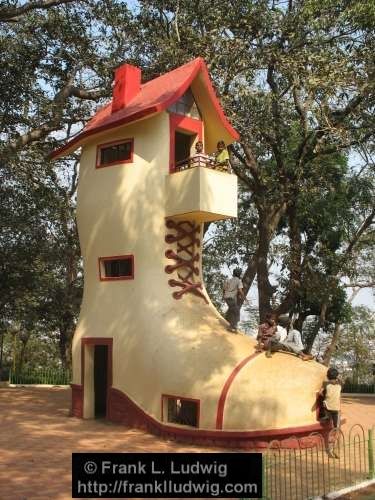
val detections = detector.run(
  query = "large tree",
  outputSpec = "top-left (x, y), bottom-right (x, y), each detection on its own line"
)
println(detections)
top-left (127, 3), bottom-right (375, 273)
top-left (0, 0), bottom-right (134, 368)
top-left (1, 0), bottom-right (374, 369)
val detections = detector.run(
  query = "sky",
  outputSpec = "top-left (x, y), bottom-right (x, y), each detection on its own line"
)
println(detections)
top-left (351, 287), bottom-right (375, 310)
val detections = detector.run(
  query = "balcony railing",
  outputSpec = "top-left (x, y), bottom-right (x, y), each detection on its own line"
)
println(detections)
top-left (165, 158), bottom-right (238, 221)
top-left (175, 155), bottom-right (232, 174)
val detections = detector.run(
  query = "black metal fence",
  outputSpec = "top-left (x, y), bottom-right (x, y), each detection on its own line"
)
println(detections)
top-left (9, 367), bottom-right (71, 385)
top-left (343, 382), bottom-right (375, 394)
top-left (240, 424), bottom-right (374, 500)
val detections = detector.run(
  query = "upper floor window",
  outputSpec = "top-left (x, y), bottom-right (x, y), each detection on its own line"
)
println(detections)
top-left (96, 139), bottom-right (134, 168)
top-left (168, 89), bottom-right (201, 119)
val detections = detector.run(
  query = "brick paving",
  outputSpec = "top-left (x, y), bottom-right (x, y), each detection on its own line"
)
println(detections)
top-left (0, 387), bottom-right (374, 500)
top-left (340, 395), bottom-right (375, 431)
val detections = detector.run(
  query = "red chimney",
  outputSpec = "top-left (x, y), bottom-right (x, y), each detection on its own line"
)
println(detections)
top-left (111, 64), bottom-right (141, 114)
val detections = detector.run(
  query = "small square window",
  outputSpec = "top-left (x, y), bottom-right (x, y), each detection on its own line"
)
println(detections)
top-left (96, 139), bottom-right (133, 168)
top-left (99, 255), bottom-right (134, 281)
top-left (162, 395), bottom-right (199, 427)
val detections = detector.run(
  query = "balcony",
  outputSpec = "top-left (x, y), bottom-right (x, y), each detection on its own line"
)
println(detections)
top-left (165, 160), bottom-right (237, 222)
top-left (175, 156), bottom-right (231, 173)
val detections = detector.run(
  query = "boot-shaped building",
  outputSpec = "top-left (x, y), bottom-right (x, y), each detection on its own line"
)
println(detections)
top-left (53, 58), bottom-right (327, 448)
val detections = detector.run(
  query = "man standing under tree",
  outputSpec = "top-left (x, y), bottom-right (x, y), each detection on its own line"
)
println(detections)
top-left (223, 268), bottom-right (246, 333)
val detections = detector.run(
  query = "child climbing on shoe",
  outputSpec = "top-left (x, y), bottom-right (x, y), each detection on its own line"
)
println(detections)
top-left (320, 367), bottom-right (342, 458)
top-left (320, 367), bottom-right (342, 428)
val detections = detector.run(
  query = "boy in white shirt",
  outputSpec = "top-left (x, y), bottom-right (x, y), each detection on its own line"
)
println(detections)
top-left (319, 367), bottom-right (342, 458)
top-left (266, 317), bottom-right (313, 361)
top-left (189, 140), bottom-right (210, 167)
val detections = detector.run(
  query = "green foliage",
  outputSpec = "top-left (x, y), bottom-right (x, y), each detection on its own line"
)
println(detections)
top-left (0, 0), bottom-right (374, 370)
top-left (0, 147), bottom-right (82, 369)
top-left (333, 306), bottom-right (375, 383)
top-left (0, 0), bottom-right (133, 370)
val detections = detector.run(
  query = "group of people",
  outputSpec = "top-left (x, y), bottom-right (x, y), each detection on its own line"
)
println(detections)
top-left (177, 140), bottom-right (230, 172)
top-left (222, 268), bottom-right (313, 360)
top-left (256, 313), bottom-right (344, 441)
top-left (223, 267), bottom-right (342, 456)
top-left (256, 313), bottom-right (314, 361)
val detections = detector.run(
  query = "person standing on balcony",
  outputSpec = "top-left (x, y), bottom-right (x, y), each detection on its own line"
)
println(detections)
top-left (223, 268), bottom-right (246, 332)
top-left (190, 140), bottom-right (210, 167)
top-left (214, 140), bottom-right (230, 171)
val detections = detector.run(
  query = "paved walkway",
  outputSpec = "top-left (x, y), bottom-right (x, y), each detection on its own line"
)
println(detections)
top-left (0, 387), bottom-right (373, 500)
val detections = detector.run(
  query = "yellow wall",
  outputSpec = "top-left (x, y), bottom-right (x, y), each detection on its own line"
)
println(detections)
top-left (165, 167), bottom-right (237, 221)
top-left (73, 110), bottom-right (326, 432)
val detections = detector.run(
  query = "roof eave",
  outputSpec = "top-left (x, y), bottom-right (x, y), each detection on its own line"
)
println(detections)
top-left (50, 105), bottom-right (160, 160)
top-left (51, 58), bottom-right (239, 160)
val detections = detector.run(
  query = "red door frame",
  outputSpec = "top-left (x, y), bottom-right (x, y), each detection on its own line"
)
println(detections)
top-left (81, 338), bottom-right (113, 419)
top-left (169, 113), bottom-right (203, 173)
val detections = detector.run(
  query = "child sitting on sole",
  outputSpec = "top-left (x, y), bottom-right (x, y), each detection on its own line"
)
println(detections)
top-left (256, 313), bottom-right (277, 351)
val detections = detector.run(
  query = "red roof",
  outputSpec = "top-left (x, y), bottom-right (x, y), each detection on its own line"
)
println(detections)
top-left (52, 57), bottom-right (239, 159)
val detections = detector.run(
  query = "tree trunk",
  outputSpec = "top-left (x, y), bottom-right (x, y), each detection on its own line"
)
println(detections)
top-left (0, 331), bottom-right (4, 376)
top-left (322, 322), bottom-right (341, 366)
top-left (276, 202), bottom-right (302, 316)
top-left (294, 311), bottom-right (308, 333)
top-left (256, 203), bottom-right (287, 321)
top-left (257, 215), bottom-right (274, 321)
top-left (16, 337), bottom-right (29, 373)
top-left (59, 323), bottom-right (73, 371)
top-left (238, 251), bottom-right (258, 308)
top-left (305, 301), bottom-right (328, 353)
top-left (58, 199), bottom-right (79, 372)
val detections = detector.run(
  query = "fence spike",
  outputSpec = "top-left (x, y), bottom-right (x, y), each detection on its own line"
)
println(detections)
top-left (368, 428), bottom-right (374, 479)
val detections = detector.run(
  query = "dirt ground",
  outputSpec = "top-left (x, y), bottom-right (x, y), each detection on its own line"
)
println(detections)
top-left (0, 387), bottom-right (374, 500)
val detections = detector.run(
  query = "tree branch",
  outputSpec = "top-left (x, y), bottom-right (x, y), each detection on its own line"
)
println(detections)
top-left (0, 0), bottom-right (76, 22)
top-left (266, 62), bottom-right (283, 170)
top-left (6, 79), bottom-right (105, 151)
top-left (69, 86), bottom-right (108, 100)
top-left (312, 131), bottom-right (375, 159)
top-left (330, 94), bottom-right (364, 124)
top-left (343, 281), bottom-right (375, 289)
top-left (69, 159), bottom-right (80, 198)
top-left (346, 208), bottom-right (375, 256)
top-left (292, 84), bottom-right (308, 137)
top-left (228, 144), bottom-right (258, 190)
top-left (174, 0), bottom-right (181, 42)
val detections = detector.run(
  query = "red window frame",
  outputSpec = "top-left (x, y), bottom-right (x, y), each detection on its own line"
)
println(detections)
top-left (169, 113), bottom-right (203, 173)
top-left (98, 255), bottom-right (134, 281)
top-left (96, 138), bottom-right (134, 169)
top-left (161, 393), bottom-right (200, 427)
